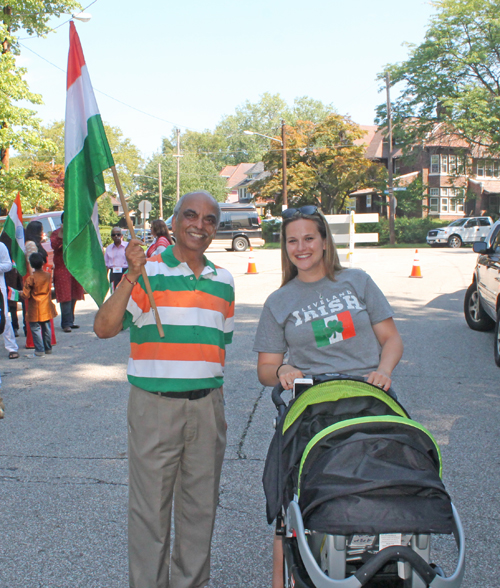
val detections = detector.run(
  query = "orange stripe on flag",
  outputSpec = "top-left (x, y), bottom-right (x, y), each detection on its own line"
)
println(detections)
top-left (338, 311), bottom-right (356, 340)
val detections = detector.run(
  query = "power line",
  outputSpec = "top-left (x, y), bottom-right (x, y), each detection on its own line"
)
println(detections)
top-left (17, 42), bottom-right (203, 133)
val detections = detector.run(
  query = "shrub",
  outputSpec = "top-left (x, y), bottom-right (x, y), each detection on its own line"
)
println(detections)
top-left (356, 217), bottom-right (450, 244)
top-left (262, 217), bottom-right (282, 243)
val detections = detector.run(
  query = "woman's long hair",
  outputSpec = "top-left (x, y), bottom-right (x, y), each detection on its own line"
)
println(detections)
top-left (151, 219), bottom-right (172, 243)
top-left (280, 209), bottom-right (343, 287)
top-left (25, 221), bottom-right (47, 261)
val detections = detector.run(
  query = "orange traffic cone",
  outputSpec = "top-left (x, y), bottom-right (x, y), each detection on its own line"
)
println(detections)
top-left (409, 249), bottom-right (422, 278)
top-left (246, 247), bottom-right (258, 274)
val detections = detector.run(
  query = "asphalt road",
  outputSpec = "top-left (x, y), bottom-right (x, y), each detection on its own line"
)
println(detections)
top-left (0, 247), bottom-right (498, 588)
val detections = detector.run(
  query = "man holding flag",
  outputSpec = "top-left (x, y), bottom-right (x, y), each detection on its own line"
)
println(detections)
top-left (66, 21), bottom-right (235, 588)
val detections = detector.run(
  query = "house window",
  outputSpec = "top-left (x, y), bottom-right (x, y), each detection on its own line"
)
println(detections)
top-left (441, 198), bottom-right (449, 212)
top-left (366, 194), bottom-right (372, 208)
top-left (441, 155), bottom-right (448, 174)
top-left (449, 155), bottom-right (457, 174)
top-left (486, 160), bottom-right (493, 177)
top-left (430, 155), bottom-right (440, 174)
top-left (393, 159), bottom-right (400, 175)
top-left (430, 198), bottom-right (439, 212)
top-left (477, 160), bottom-right (485, 176)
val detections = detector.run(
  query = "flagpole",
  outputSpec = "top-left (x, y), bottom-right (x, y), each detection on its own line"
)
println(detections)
top-left (111, 165), bottom-right (165, 339)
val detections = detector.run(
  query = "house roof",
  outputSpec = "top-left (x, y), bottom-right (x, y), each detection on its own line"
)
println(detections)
top-left (219, 163), bottom-right (256, 190)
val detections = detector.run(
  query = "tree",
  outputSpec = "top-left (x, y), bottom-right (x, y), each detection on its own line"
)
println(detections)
top-left (394, 176), bottom-right (427, 216)
top-left (0, 1), bottom-right (80, 209)
top-left (174, 94), bottom-right (337, 168)
top-left (377, 0), bottom-right (500, 152)
top-left (130, 146), bottom-right (227, 223)
top-left (253, 115), bottom-right (386, 214)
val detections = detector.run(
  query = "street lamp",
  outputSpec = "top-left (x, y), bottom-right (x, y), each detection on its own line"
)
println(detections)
top-left (244, 119), bottom-right (288, 209)
top-left (134, 162), bottom-right (164, 219)
top-left (72, 12), bottom-right (92, 22)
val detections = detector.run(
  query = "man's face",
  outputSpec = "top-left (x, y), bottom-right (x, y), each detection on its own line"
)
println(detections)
top-left (172, 194), bottom-right (218, 254)
top-left (111, 229), bottom-right (122, 245)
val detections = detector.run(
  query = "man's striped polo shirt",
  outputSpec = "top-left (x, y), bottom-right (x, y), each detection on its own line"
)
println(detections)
top-left (123, 246), bottom-right (235, 393)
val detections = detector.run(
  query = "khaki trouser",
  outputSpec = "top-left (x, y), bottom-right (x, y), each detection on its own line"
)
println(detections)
top-left (127, 385), bottom-right (226, 588)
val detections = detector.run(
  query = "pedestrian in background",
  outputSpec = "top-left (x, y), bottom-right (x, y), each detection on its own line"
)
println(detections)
top-left (146, 219), bottom-right (172, 258)
top-left (50, 212), bottom-right (85, 333)
top-left (0, 241), bottom-right (19, 359)
top-left (24, 221), bottom-right (48, 273)
top-left (104, 227), bottom-right (128, 292)
top-left (22, 253), bottom-right (57, 357)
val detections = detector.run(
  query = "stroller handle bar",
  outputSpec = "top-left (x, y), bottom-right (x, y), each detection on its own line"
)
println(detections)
top-left (287, 500), bottom-right (465, 588)
top-left (271, 373), bottom-right (397, 411)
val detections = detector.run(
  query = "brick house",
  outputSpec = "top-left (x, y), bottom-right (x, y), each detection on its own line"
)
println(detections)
top-left (355, 123), bottom-right (500, 220)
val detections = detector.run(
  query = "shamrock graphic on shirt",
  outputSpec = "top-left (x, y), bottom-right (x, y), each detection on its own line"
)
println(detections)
top-left (311, 311), bottom-right (356, 348)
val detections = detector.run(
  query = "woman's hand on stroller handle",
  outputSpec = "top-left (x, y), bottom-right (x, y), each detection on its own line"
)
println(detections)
top-left (277, 364), bottom-right (304, 390)
top-left (364, 368), bottom-right (392, 391)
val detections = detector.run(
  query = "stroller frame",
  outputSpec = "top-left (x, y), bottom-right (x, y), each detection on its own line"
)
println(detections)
top-left (266, 374), bottom-right (466, 588)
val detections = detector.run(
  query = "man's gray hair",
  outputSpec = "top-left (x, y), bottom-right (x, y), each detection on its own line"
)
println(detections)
top-left (173, 191), bottom-right (221, 226)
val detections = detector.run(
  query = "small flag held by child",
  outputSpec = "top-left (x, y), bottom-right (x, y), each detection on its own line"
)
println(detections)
top-left (7, 287), bottom-right (20, 302)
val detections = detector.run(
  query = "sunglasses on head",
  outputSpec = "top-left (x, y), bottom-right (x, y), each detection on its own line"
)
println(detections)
top-left (282, 205), bottom-right (319, 219)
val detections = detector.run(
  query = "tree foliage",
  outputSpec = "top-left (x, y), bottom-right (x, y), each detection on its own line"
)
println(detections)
top-left (174, 93), bottom-right (336, 168)
top-left (130, 146), bottom-right (227, 222)
top-left (0, 0), bottom-right (80, 209)
top-left (253, 115), bottom-right (386, 214)
top-left (377, 0), bottom-right (500, 152)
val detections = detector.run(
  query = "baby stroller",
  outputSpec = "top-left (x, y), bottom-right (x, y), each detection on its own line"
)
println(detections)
top-left (263, 374), bottom-right (465, 588)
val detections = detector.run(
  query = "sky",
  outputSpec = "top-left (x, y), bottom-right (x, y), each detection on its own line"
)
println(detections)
top-left (17, 0), bottom-right (436, 161)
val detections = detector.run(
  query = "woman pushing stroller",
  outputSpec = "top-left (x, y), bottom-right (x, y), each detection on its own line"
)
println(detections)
top-left (253, 205), bottom-right (404, 587)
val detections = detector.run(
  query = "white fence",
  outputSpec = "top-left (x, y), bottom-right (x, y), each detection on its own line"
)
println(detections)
top-left (324, 212), bottom-right (379, 267)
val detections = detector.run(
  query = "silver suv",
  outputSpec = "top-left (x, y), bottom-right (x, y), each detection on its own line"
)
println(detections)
top-left (426, 216), bottom-right (493, 248)
top-left (464, 219), bottom-right (500, 366)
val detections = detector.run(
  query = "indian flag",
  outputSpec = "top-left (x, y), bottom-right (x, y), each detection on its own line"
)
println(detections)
top-left (1, 193), bottom-right (26, 277)
top-left (63, 21), bottom-right (115, 307)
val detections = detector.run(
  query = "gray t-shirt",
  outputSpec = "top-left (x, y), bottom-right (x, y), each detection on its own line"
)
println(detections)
top-left (253, 269), bottom-right (394, 377)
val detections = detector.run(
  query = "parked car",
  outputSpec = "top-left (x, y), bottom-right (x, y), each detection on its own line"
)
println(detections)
top-left (426, 216), bottom-right (493, 248)
top-left (166, 203), bottom-right (262, 252)
top-left (0, 210), bottom-right (63, 269)
top-left (463, 219), bottom-right (500, 366)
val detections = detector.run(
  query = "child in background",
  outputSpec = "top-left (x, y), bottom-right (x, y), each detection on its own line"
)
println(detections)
top-left (22, 253), bottom-right (57, 357)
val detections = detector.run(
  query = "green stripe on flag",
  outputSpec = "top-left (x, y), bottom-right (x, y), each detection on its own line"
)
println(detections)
top-left (63, 114), bottom-right (114, 307)
top-left (2, 214), bottom-right (26, 276)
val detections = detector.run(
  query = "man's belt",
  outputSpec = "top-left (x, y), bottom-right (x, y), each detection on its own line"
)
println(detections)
top-left (152, 388), bottom-right (214, 400)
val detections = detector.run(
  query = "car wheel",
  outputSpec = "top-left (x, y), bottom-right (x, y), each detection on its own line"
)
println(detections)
top-left (232, 236), bottom-right (249, 252)
top-left (495, 309), bottom-right (500, 367)
top-left (448, 235), bottom-right (462, 248)
top-left (464, 283), bottom-right (495, 331)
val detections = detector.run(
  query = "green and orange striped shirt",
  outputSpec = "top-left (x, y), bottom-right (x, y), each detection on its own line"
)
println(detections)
top-left (123, 246), bottom-right (235, 393)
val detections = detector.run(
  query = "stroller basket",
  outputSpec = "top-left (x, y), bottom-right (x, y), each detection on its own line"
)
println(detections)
top-left (264, 375), bottom-right (465, 588)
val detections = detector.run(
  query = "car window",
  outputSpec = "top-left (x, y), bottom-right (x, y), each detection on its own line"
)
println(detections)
top-left (39, 218), bottom-right (53, 235)
top-left (465, 219), bottom-right (478, 227)
top-left (228, 211), bottom-right (250, 228)
top-left (478, 218), bottom-right (491, 226)
top-left (449, 219), bottom-right (467, 227)
top-left (492, 228), bottom-right (500, 253)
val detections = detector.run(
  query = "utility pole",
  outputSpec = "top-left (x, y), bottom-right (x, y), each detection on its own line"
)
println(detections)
top-left (281, 120), bottom-right (288, 210)
top-left (174, 128), bottom-right (182, 202)
top-left (158, 161), bottom-right (163, 219)
top-left (386, 72), bottom-right (396, 245)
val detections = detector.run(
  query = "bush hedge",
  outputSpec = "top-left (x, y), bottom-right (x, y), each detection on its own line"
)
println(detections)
top-left (356, 217), bottom-right (451, 245)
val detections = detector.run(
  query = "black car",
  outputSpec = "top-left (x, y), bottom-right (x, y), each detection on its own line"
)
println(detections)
top-left (464, 219), bottom-right (500, 366)
top-left (166, 203), bottom-right (262, 252)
